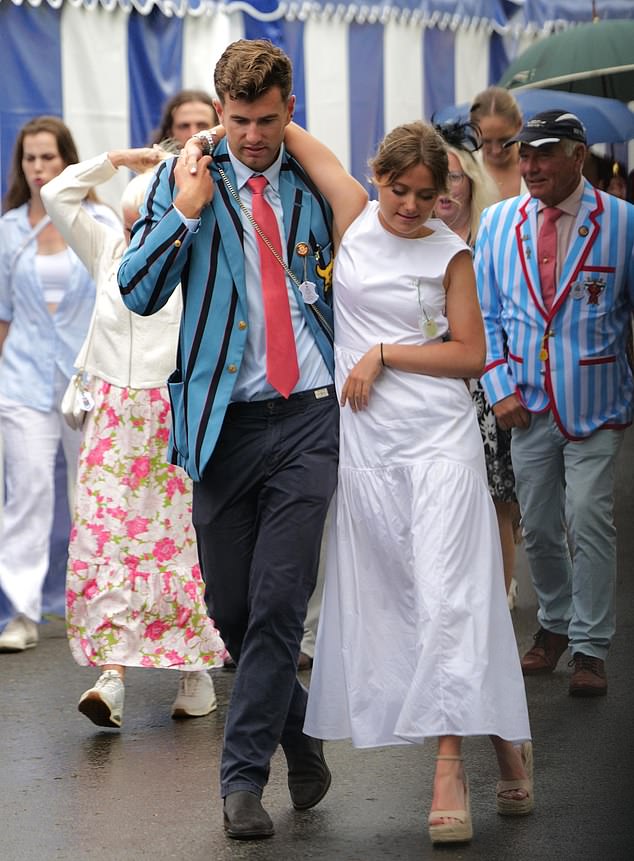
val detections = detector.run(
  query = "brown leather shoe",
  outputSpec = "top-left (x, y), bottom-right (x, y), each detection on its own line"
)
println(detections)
top-left (568, 653), bottom-right (607, 697)
top-left (520, 628), bottom-right (569, 675)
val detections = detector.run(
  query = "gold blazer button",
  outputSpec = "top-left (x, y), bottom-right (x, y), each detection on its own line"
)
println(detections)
top-left (227, 364), bottom-right (237, 373)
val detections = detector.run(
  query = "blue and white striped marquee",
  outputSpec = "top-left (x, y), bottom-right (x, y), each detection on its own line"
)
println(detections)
top-left (2, 0), bottom-right (633, 209)
top-left (0, 0), bottom-right (633, 623)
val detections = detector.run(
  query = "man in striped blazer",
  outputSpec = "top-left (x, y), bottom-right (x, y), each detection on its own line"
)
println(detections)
top-left (475, 110), bottom-right (634, 698)
top-left (118, 40), bottom-right (337, 839)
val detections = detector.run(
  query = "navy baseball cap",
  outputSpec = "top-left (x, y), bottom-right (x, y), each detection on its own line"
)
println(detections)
top-left (504, 110), bottom-right (587, 148)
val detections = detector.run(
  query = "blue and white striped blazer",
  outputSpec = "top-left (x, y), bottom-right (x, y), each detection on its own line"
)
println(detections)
top-left (475, 180), bottom-right (634, 440)
top-left (118, 142), bottom-right (334, 481)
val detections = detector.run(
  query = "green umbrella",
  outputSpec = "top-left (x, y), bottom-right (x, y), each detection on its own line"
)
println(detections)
top-left (498, 19), bottom-right (634, 103)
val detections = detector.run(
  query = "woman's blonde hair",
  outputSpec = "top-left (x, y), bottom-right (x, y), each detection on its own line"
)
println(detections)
top-left (447, 146), bottom-right (499, 240)
top-left (120, 170), bottom-right (156, 214)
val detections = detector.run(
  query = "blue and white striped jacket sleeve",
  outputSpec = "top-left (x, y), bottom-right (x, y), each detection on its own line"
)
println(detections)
top-left (118, 158), bottom-right (191, 316)
top-left (474, 203), bottom-right (516, 407)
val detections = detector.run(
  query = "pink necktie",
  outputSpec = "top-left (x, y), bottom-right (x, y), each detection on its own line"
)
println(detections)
top-left (537, 206), bottom-right (563, 311)
top-left (247, 175), bottom-right (299, 398)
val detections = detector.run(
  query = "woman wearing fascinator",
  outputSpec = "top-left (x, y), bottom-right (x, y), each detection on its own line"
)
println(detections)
top-left (433, 119), bottom-right (521, 611)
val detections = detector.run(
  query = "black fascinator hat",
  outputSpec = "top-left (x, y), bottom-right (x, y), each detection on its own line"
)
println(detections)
top-left (432, 118), bottom-right (482, 153)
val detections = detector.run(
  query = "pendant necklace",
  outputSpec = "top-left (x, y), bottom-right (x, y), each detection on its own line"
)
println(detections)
top-left (416, 279), bottom-right (438, 338)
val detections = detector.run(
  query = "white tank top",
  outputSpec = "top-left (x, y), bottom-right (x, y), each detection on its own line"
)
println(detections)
top-left (36, 248), bottom-right (72, 306)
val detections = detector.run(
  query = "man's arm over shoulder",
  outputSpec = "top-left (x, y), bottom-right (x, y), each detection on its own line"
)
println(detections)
top-left (118, 158), bottom-right (195, 316)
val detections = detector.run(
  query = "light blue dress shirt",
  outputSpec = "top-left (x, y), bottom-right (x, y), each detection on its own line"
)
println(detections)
top-left (0, 202), bottom-right (118, 411)
top-left (177, 144), bottom-right (332, 401)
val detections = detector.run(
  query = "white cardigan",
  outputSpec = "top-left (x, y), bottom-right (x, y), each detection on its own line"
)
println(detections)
top-left (41, 153), bottom-right (182, 388)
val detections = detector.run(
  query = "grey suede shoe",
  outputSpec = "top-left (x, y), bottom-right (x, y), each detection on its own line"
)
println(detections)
top-left (286, 736), bottom-right (332, 810)
top-left (223, 791), bottom-right (274, 840)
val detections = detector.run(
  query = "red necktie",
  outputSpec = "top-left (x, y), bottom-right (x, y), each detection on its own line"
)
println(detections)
top-left (247, 175), bottom-right (299, 398)
top-left (537, 206), bottom-right (563, 311)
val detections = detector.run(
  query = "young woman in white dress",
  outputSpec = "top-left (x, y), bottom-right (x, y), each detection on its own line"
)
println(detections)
top-left (283, 120), bottom-right (534, 845)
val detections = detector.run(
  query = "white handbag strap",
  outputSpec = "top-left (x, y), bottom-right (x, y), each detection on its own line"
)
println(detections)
top-left (9, 215), bottom-right (51, 283)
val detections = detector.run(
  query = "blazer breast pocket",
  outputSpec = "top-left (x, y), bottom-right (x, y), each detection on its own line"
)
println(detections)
top-left (576, 266), bottom-right (616, 312)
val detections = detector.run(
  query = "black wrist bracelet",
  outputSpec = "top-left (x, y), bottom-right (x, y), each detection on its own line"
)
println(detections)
top-left (380, 343), bottom-right (386, 367)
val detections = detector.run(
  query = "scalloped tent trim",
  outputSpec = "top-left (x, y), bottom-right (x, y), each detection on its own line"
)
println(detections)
top-left (1, 0), bottom-right (582, 35)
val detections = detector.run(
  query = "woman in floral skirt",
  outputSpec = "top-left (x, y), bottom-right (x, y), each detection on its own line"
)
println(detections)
top-left (42, 148), bottom-right (225, 728)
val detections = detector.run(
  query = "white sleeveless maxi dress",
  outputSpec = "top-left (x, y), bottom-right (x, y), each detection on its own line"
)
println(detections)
top-left (304, 202), bottom-right (531, 747)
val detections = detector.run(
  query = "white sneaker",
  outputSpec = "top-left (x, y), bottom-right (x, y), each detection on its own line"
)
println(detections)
top-left (171, 671), bottom-right (217, 719)
top-left (78, 670), bottom-right (125, 728)
top-left (0, 615), bottom-right (39, 652)
top-left (507, 577), bottom-right (519, 611)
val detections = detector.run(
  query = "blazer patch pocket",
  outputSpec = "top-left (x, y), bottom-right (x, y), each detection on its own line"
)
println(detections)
top-left (167, 371), bottom-right (188, 459)
top-left (577, 267), bottom-right (616, 309)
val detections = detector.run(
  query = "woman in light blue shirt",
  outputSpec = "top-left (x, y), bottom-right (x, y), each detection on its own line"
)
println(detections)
top-left (0, 116), bottom-right (119, 653)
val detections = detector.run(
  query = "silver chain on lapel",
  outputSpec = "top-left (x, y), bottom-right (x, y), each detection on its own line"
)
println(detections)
top-left (217, 166), bottom-right (303, 290)
top-left (216, 165), bottom-right (333, 340)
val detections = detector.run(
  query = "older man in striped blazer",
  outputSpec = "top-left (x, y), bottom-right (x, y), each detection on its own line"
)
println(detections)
top-left (475, 110), bottom-right (634, 698)
top-left (119, 40), bottom-right (337, 839)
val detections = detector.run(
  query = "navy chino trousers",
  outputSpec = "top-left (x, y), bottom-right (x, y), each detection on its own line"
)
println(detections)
top-left (192, 387), bottom-right (339, 798)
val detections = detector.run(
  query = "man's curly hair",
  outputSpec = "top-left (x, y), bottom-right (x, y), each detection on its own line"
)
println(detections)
top-left (214, 39), bottom-right (293, 104)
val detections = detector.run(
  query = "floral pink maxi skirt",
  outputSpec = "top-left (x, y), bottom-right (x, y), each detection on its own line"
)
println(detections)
top-left (66, 380), bottom-right (225, 670)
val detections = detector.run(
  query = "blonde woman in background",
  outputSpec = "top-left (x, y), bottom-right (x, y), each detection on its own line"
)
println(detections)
top-left (434, 121), bottom-right (498, 246)
top-left (434, 121), bottom-right (520, 608)
top-left (42, 148), bottom-right (225, 729)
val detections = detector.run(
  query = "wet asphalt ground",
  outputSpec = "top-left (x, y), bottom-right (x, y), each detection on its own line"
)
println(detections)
top-left (2, 432), bottom-right (634, 861)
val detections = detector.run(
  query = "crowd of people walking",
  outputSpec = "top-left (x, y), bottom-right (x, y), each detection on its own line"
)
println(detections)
top-left (1, 35), bottom-right (633, 850)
